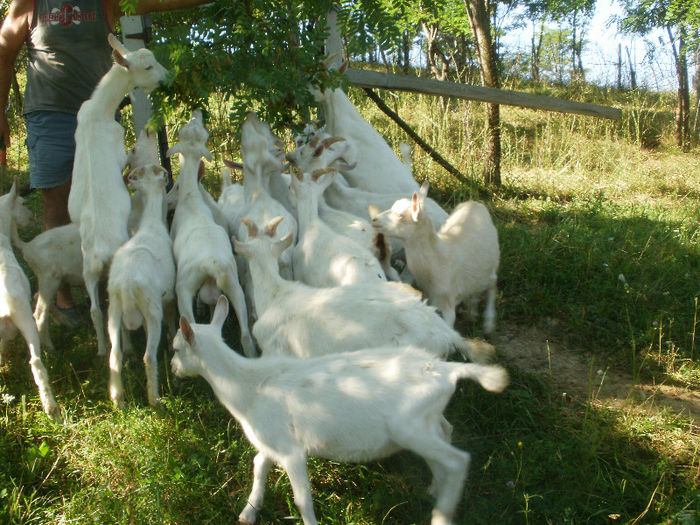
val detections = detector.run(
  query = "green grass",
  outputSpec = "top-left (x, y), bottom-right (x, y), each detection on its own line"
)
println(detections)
top-left (1, 79), bottom-right (699, 524)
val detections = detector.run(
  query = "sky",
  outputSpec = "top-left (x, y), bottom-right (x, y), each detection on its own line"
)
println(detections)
top-left (500, 0), bottom-right (679, 91)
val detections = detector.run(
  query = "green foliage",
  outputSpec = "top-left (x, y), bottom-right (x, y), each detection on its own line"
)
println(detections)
top-left (145, 1), bottom-right (343, 134)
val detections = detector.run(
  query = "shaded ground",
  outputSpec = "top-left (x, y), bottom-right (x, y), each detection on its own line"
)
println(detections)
top-left (494, 323), bottom-right (700, 425)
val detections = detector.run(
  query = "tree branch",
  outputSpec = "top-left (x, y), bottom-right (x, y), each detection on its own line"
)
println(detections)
top-left (361, 88), bottom-right (472, 187)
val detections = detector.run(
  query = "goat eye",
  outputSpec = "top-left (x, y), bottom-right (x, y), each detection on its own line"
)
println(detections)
top-left (145, 65), bottom-right (154, 71)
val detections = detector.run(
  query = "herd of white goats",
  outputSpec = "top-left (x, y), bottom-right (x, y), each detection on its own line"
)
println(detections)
top-left (0, 35), bottom-right (506, 524)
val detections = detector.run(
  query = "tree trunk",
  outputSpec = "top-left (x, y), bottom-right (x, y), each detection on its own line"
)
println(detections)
top-left (668, 26), bottom-right (690, 149)
top-left (693, 47), bottom-right (699, 133)
top-left (464, 0), bottom-right (501, 186)
top-left (626, 46), bottom-right (637, 90)
top-left (402, 30), bottom-right (411, 73)
top-left (421, 21), bottom-right (450, 82)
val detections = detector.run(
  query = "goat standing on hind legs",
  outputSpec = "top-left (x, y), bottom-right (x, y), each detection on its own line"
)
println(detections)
top-left (68, 34), bottom-right (167, 357)
top-left (169, 111), bottom-right (256, 357)
top-left (107, 165), bottom-right (175, 408)
top-left (0, 178), bottom-right (59, 421)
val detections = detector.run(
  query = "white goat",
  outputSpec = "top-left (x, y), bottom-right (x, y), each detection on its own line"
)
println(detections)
top-left (236, 112), bottom-right (296, 320)
top-left (285, 134), bottom-right (399, 281)
top-left (233, 218), bottom-right (493, 362)
top-left (68, 34), bottom-right (167, 356)
top-left (11, 221), bottom-right (82, 351)
top-left (371, 182), bottom-right (500, 333)
top-left (171, 295), bottom-right (508, 525)
top-left (217, 162), bottom-right (246, 236)
top-left (107, 165), bottom-right (175, 408)
top-left (289, 168), bottom-right (386, 287)
top-left (312, 84), bottom-right (419, 194)
top-left (0, 179), bottom-right (59, 420)
top-left (125, 126), bottom-right (163, 235)
top-left (169, 110), bottom-right (255, 357)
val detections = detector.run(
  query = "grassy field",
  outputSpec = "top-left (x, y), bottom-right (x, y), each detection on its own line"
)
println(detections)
top-left (0, 79), bottom-right (698, 524)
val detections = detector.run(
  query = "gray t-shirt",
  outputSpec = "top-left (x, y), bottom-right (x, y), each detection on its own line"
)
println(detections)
top-left (23, 0), bottom-right (112, 115)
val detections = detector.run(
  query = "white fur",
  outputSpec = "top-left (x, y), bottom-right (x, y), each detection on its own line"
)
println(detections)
top-left (171, 296), bottom-right (508, 525)
top-left (0, 179), bottom-right (59, 420)
top-left (235, 113), bottom-right (297, 321)
top-left (312, 87), bottom-right (420, 194)
top-left (12, 222), bottom-right (82, 351)
top-left (372, 182), bottom-right (500, 332)
top-left (168, 110), bottom-right (255, 357)
top-left (217, 166), bottom-right (246, 235)
top-left (233, 218), bottom-right (494, 363)
top-left (288, 169), bottom-right (386, 287)
top-left (285, 134), bottom-right (398, 280)
top-left (107, 165), bottom-right (176, 408)
top-left (68, 34), bottom-right (167, 356)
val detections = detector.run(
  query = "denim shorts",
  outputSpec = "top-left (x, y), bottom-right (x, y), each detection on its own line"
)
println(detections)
top-left (25, 111), bottom-right (77, 189)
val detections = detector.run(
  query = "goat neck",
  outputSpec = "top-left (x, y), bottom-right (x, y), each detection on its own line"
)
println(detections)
top-left (243, 245), bottom-right (288, 317)
top-left (293, 184), bottom-right (321, 236)
top-left (177, 327), bottom-right (259, 417)
top-left (242, 164), bottom-right (266, 202)
top-left (83, 64), bottom-right (135, 120)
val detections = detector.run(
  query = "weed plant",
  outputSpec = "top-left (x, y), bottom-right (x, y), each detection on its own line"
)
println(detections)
top-left (0, 80), bottom-right (698, 524)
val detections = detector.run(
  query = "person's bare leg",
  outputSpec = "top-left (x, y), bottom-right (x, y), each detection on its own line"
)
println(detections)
top-left (43, 180), bottom-right (75, 309)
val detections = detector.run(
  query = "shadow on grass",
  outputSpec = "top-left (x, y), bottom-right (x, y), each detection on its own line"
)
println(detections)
top-left (492, 187), bottom-right (698, 372)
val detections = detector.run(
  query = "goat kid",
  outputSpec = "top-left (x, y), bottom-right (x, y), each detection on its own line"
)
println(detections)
top-left (371, 182), bottom-right (500, 333)
top-left (68, 34), bottom-right (167, 356)
top-left (171, 295), bottom-right (508, 525)
top-left (0, 178), bottom-right (59, 420)
top-left (107, 165), bottom-right (176, 408)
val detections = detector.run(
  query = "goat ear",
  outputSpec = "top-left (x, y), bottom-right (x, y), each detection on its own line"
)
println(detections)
top-left (411, 192), bottom-right (422, 222)
top-left (232, 237), bottom-right (247, 256)
top-left (8, 176), bottom-right (18, 198)
top-left (419, 180), bottom-right (430, 198)
top-left (108, 33), bottom-right (129, 56)
top-left (339, 60), bottom-right (349, 74)
top-left (367, 204), bottom-right (380, 219)
top-left (179, 316), bottom-right (195, 346)
top-left (112, 49), bottom-right (130, 69)
top-left (211, 295), bottom-right (229, 330)
top-left (200, 147), bottom-right (213, 162)
top-left (166, 144), bottom-right (181, 158)
top-left (274, 231), bottom-right (294, 256)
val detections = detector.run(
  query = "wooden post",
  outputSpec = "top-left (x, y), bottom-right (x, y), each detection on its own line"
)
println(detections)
top-left (120, 15), bottom-right (152, 133)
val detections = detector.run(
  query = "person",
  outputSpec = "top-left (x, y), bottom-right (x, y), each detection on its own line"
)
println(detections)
top-left (0, 0), bottom-right (209, 319)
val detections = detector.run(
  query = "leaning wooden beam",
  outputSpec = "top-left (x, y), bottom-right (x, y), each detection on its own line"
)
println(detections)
top-left (361, 88), bottom-right (472, 187)
top-left (345, 68), bottom-right (623, 121)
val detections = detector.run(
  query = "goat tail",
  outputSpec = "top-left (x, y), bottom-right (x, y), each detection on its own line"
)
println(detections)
top-left (454, 337), bottom-right (495, 364)
top-left (451, 363), bottom-right (509, 393)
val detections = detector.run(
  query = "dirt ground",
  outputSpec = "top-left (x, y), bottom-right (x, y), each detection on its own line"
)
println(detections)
top-left (493, 322), bottom-right (700, 427)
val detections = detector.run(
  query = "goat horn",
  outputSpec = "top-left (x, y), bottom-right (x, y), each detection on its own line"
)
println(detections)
top-left (292, 165), bottom-right (304, 181)
top-left (321, 137), bottom-right (345, 148)
top-left (265, 216), bottom-right (284, 237)
top-left (311, 167), bottom-right (335, 181)
top-left (240, 217), bottom-right (259, 238)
